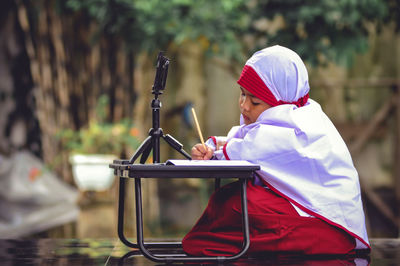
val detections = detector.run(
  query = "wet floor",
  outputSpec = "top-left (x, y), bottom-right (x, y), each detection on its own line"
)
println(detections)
top-left (0, 238), bottom-right (398, 265)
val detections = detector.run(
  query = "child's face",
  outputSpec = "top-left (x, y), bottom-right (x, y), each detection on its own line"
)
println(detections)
top-left (239, 87), bottom-right (271, 125)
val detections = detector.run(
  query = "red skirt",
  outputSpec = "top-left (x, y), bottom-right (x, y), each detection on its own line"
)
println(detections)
top-left (182, 180), bottom-right (355, 256)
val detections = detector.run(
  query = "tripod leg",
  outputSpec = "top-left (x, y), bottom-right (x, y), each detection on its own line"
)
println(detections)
top-left (140, 140), bottom-right (153, 164)
top-left (163, 134), bottom-right (192, 160)
top-left (129, 136), bottom-right (152, 163)
top-left (177, 148), bottom-right (191, 160)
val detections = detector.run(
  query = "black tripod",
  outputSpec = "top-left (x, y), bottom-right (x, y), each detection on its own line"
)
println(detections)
top-left (129, 52), bottom-right (191, 164)
top-left (117, 52), bottom-right (191, 249)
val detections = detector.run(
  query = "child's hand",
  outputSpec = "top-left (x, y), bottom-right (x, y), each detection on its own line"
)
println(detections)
top-left (191, 144), bottom-right (213, 160)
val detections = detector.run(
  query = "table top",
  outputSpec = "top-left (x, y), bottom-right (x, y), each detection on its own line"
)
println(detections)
top-left (110, 160), bottom-right (260, 179)
top-left (0, 238), bottom-right (397, 265)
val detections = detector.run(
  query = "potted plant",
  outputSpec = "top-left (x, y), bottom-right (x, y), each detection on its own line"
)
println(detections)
top-left (58, 95), bottom-right (141, 191)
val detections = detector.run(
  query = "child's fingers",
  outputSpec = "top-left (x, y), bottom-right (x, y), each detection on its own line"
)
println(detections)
top-left (191, 144), bottom-right (203, 154)
top-left (191, 144), bottom-right (205, 158)
top-left (197, 143), bottom-right (208, 154)
top-left (205, 147), bottom-right (214, 160)
top-left (191, 144), bottom-right (213, 160)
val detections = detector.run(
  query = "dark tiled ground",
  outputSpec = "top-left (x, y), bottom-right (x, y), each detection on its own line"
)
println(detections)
top-left (0, 238), bottom-right (398, 265)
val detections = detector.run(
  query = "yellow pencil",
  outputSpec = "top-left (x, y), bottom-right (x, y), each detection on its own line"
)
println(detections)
top-left (191, 107), bottom-right (206, 150)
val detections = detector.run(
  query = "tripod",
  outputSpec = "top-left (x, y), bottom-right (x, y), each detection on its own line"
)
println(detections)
top-left (129, 52), bottom-right (191, 164)
top-left (117, 52), bottom-right (191, 249)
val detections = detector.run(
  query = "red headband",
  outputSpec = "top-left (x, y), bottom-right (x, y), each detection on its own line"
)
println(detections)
top-left (237, 65), bottom-right (309, 107)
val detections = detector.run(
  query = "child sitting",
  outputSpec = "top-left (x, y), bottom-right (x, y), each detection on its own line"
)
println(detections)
top-left (182, 45), bottom-right (370, 256)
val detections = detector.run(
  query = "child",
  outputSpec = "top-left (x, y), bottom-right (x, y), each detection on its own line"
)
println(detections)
top-left (182, 45), bottom-right (370, 256)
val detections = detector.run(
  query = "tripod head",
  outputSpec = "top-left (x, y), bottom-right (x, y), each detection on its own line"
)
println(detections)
top-left (152, 51), bottom-right (170, 97)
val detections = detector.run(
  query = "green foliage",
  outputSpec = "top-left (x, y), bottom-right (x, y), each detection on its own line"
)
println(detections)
top-left (383, 0), bottom-right (400, 32)
top-left (57, 95), bottom-right (140, 155)
top-left (64, 0), bottom-right (249, 61)
top-left (248, 0), bottom-right (388, 66)
top-left (61, 0), bottom-right (396, 66)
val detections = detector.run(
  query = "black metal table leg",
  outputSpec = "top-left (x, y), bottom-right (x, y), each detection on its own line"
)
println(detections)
top-left (117, 177), bottom-right (137, 248)
top-left (117, 177), bottom-right (181, 249)
top-left (132, 178), bottom-right (250, 263)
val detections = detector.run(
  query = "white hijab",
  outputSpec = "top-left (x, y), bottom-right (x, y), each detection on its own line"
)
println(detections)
top-left (237, 45), bottom-right (310, 107)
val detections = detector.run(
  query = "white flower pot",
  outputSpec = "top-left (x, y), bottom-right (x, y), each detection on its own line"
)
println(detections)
top-left (69, 154), bottom-right (117, 191)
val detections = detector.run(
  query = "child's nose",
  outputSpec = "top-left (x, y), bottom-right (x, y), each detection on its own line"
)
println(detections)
top-left (240, 97), bottom-right (250, 111)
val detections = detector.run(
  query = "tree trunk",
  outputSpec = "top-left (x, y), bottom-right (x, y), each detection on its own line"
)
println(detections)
top-left (17, 0), bottom-right (137, 183)
top-left (16, 0), bottom-right (162, 238)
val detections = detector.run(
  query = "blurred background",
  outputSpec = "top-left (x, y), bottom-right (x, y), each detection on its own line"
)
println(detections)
top-left (0, 0), bottom-right (399, 241)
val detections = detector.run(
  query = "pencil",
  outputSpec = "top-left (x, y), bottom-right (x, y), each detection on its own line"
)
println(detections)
top-left (191, 107), bottom-right (206, 150)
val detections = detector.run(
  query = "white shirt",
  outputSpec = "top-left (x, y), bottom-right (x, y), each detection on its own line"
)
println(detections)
top-left (206, 99), bottom-right (369, 249)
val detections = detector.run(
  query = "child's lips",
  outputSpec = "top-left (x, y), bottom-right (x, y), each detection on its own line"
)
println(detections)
top-left (242, 114), bottom-right (250, 121)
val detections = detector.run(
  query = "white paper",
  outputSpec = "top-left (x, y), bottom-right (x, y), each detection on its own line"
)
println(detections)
top-left (166, 159), bottom-right (258, 167)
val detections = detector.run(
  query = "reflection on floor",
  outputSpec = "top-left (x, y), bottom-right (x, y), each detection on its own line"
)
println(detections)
top-left (0, 238), bottom-right (398, 265)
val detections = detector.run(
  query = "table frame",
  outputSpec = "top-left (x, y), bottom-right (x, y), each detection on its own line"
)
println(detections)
top-left (110, 160), bottom-right (260, 263)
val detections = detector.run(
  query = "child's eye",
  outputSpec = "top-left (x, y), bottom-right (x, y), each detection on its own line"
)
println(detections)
top-left (251, 101), bottom-right (260, 106)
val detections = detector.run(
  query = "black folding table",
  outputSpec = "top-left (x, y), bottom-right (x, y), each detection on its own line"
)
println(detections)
top-left (110, 160), bottom-right (260, 263)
